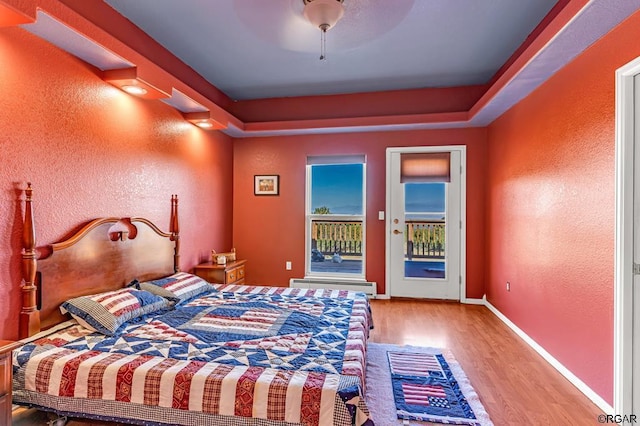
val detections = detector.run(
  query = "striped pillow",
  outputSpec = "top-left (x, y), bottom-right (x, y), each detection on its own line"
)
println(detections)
top-left (138, 272), bottom-right (215, 304)
top-left (60, 288), bottom-right (171, 335)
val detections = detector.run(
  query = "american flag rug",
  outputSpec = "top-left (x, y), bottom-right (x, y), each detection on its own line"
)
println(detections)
top-left (379, 345), bottom-right (492, 426)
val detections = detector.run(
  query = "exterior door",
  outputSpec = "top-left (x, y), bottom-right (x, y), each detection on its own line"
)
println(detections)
top-left (386, 147), bottom-right (464, 299)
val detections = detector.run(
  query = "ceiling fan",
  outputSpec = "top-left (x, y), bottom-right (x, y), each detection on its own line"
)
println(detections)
top-left (233, 0), bottom-right (415, 57)
top-left (302, 0), bottom-right (345, 59)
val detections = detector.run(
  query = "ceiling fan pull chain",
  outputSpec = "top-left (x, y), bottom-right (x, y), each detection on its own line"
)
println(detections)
top-left (320, 25), bottom-right (327, 60)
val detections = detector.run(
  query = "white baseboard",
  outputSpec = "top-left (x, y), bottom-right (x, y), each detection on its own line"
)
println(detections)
top-left (484, 300), bottom-right (613, 414)
top-left (374, 295), bottom-right (481, 302)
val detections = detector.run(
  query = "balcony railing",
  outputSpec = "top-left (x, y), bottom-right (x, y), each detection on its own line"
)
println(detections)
top-left (311, 219), bottom-right (363, 256)
top-left (310, 219), bottom-right (445, 259)
top-left (405, 220), bottom-right (445, 259)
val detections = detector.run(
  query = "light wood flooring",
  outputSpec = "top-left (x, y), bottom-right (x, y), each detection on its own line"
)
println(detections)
top-left (13, 299), bottom-right (604, 425)
top-left (368, 298), bottom-right (604, 425)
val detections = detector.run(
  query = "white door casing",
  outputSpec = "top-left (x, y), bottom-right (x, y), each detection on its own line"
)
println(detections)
top-left (613, 56), bottom-right (640, 416)
top-left (633, 74), bottom-right (640, 416)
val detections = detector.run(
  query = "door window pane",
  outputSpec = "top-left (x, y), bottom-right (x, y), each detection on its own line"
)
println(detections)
top-left (404, 183), bottom-right (446, 279)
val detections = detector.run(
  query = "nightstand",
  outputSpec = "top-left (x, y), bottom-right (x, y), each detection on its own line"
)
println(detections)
top-left (193, 259), bottom-right (247, 285)
top-left (1, 340), bottom-right (20, 426)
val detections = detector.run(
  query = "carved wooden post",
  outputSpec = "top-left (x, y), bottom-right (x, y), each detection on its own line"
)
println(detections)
top-left (20, 183), bottom-right (40, 338)
top-left (170, 194), bottom-right (180, 272)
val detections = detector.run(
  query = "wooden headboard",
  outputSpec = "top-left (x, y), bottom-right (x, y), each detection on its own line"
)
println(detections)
top-left (20, 183), bottom-right (180, 338)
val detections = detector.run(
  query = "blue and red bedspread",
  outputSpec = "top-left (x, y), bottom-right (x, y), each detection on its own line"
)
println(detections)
top-left (13, 285), bottom-right (373, 426)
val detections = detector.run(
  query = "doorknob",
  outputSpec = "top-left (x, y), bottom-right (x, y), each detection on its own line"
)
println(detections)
top-left (393, 229), bottom-right (402, 235)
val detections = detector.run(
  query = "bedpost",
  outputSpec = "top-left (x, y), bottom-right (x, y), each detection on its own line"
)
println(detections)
top-left (20, 183), bottom-right (40, 338)
top-left (170, 194), bottom-right (180, 272)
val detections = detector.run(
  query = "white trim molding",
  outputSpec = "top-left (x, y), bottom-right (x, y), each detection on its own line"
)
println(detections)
top-left (613, 55), bottom-right (640, 417)
top-left (461, 297), bottom-right (485, 305)
top-left (485, 301), bottom-right (613, 414)
top-left (304, 158), bottom-right (367, 281)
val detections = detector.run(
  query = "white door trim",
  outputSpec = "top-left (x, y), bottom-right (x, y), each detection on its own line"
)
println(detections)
top-left (384, 146), bottom-right (467, 301)
top-left (613, 55), bottom-right (640, 416)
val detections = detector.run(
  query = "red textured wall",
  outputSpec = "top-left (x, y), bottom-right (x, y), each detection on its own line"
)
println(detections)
top-left (0, 28), bottom-right (233, 340)
top-left (233, 129), bottom-right (487, 296)
top-left (3, 0), bottom-right (631, 407)
top-left (486, 9), bottom-right (640, 405)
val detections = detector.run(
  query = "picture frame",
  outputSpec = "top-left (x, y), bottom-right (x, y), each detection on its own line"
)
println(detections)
top-left (254, 175), bottom-right (279, 196)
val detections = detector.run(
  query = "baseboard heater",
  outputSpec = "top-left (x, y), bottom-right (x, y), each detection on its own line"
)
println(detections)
top-left (289, 278), bottom-right (376, 296)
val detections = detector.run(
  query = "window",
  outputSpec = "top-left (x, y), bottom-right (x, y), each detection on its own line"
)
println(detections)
top-left (306, 156), bottom-right (366, 279)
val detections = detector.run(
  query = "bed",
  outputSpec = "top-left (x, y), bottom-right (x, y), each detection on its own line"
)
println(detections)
top-left (12, 184), bottom-right (373, 426)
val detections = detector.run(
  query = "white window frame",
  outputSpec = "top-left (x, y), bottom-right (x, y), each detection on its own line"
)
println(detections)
top-left (304, 158), bottom-right (366, 280)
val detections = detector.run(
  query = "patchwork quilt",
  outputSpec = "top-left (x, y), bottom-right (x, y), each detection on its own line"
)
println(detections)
top-left (13, 285), bottom-right (373, 426)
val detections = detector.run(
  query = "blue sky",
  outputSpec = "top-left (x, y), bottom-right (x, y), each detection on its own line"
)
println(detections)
top-left (311, 164), bottom-right (363, 214)
top-left (311, 164), bottom-right (445, 215)
top-left (405, 183), bottom-right (445, 213)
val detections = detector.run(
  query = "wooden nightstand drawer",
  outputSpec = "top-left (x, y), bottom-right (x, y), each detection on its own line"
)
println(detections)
top-left (225, 264), bottom-right (245, 284)
top-left (193, 259), bottom-right (247, 285)
top-left (225, 269), bottom-right (236, 283)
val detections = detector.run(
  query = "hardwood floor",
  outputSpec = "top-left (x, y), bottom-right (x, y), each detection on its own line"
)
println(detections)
top-left (368, 299), bottom-right (604, 425)
top-left (13, 299), bottom-right (604, 425)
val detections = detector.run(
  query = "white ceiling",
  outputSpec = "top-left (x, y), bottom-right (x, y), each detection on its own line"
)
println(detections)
top-left (104, 0), bottom-right (558, 101)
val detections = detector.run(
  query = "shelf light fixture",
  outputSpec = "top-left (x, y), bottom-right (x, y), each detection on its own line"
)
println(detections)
top-left (102, 67), bottom-right (168, 99)
top-left (183, 111), bottom-right (226, 131)
top-left (121, 85), bottom-right (148, 96)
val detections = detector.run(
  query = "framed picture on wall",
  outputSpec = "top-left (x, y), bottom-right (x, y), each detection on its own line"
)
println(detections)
top-left (254, 175), bottom-right (279, 196)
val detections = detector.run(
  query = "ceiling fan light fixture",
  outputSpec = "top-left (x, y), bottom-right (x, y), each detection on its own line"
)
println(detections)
top-left (302, 0), bottom-right (345, 60)
top-left (303, 0), bottom-right (345, 30)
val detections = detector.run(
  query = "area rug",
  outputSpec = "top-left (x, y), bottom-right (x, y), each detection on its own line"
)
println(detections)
top-left (365, 343), bottom-right (493, 425)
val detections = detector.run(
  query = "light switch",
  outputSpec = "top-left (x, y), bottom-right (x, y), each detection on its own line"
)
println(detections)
top-left (378, 211), bottom-right (385, 220)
